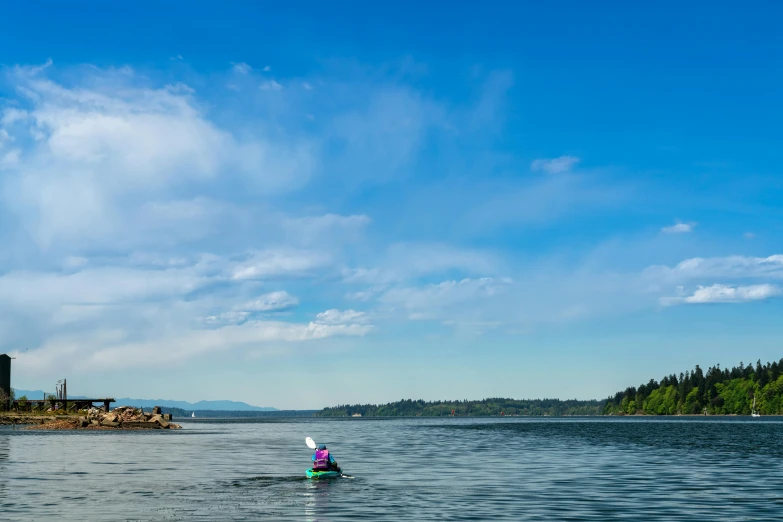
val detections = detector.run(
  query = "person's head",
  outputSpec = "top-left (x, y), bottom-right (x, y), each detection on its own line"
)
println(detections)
top-left (317, 444), bottom-right (327, 451)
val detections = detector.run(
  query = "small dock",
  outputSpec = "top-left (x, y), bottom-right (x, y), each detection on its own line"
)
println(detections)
top-left (11, 398), bottom-right (115, 413)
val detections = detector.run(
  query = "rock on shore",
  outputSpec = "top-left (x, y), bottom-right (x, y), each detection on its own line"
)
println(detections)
top-left (22, 406), bottom-right (182, 430)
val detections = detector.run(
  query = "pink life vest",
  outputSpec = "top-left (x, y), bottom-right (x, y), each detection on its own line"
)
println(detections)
top-left (313, 449), bottom-right (330, 470)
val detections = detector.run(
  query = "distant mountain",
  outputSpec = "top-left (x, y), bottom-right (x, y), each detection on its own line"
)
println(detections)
top-left (12, 389), bottom-right (276, 411)
top-left (13, 389), bottom-right (51, 401)
top-left (113, 398), bottom-right (277, 411)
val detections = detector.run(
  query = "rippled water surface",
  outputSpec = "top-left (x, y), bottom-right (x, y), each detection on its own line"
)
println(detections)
top-left (2, 417), bottom-right (782, 521)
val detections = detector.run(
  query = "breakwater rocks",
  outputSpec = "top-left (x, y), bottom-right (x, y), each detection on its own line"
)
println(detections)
top-left (9, 405), bottom-right (182, 430)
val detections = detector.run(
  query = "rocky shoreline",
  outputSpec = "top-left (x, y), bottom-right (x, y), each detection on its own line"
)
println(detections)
top-left (1, 405), bottom-right (181, 430)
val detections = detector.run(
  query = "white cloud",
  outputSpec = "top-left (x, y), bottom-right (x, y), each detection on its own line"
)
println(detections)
top-left (230, 250), bottom-right (330, 280)
top-left (0, 263), bottom-right (211, 308)
top-left (530, 155), bottom-right (580, 174)
top-left (14, 81), bottom-right (227, 183)
top-left (661, 284), bottom-right (781, 305)
top-left (2, 60), bottom-right (563, 383)
top-left (315, 309), bottom-right (368, 325)
top-left (202, 310), bottom-right (251, 326)
top-left (380, 277), bottom-right (507, 311)
top-left (744, 232), bottom-right (756, 239)
top-left (0, 254), bottom-right (368, 371)
top-left (291, 213), bottom-right (370, 229)
top-left (646, 254), bottom-right (783, 282)
top-left (368, 277), bottom-right (514, 334)
top-left (2, 108), bottom-right (28, 126)
top-left (340, 243), bottom-right (498, 288)
top-left (0, 260), bottom-right (219, 360)
top-left (339, 245), bottom-right (505, 329)
top-left (262, 65), bottom-right (271, 72)
top-left (1, 149), bottom-right (20, 166)
top-left (15, 319), bottom-right (373, 371)
top-left (0, 252), bottom-right (315, 345)
top-left (89, 320), bottom-right (372, 367)
top-left (341, 267), bottom-right (395, 286)
top-left (240, 291), bottom-right (299, 312)
top-left (386, 242), bottom-right (498, 277)
top-left (345, 289), bottom-right (379, 301)
top-left (0, 68), bottom-right (315, 249)
top-left (661, 221), bottom-right (696, 234)
top-left (232, 62), bottom-right (251, 74)
top-left (260, 80), bottom-right (283, 91)
top-left (201, 290), bottom-right (297, 327)
top-left (20, 58), bottom-right (53, 75)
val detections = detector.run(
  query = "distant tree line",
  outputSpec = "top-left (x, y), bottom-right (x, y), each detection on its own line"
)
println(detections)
top-left (318, 398), bottom-right (603, 417)
top-left (604, 359), bottom-right (783, 415)
top-left (153, 406), bottom-right (317, 418)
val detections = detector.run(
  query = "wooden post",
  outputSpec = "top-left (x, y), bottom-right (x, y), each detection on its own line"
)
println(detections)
top-left (104, 400), bottom-right (110, 413)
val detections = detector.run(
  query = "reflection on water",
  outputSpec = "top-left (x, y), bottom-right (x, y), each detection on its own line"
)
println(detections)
top-left (1, 418), bottom-right (782, 521)
top-left (305, 479), bottom-right (335, 522)
top-left (0, 432), bottom-right (8, 501)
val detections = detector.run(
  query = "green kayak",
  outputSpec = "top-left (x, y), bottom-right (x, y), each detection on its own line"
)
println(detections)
top-left (306, 469), bottom-right (341, 479)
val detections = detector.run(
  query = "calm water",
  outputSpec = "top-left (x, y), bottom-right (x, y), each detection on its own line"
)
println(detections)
top-left (1, 417), bottom-right (782, 521)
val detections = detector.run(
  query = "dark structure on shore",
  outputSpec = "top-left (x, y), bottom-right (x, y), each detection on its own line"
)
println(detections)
top-left (14, 397), bottom-right (116, 413)
top-left (0, 354), bottom-right (115, 413)
top-left (0, 354), bottom-right (10, 406)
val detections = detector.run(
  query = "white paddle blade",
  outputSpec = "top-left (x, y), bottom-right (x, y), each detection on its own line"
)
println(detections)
top-left (306, 437), bottom-right (317, 450)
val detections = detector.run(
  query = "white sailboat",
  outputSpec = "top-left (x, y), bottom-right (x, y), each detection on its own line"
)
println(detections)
top-left (751, 396), bottom-right (760, 418)
top-left (191, 411), bottom-right (196, 418)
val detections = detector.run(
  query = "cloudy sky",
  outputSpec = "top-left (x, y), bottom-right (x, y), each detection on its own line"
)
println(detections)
top-left (1, 2), bottom-right (781, 408)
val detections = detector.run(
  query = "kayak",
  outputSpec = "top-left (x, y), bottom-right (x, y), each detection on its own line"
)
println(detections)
top-left (306, 469), bottom-right (342, 479)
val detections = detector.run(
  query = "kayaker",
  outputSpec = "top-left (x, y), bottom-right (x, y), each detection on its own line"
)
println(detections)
top-left (312, 444), bottom-right (341, 473)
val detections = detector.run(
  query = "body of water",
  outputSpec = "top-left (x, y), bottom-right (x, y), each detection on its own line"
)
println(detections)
top-left (1, 417), bottom-right (782, 520)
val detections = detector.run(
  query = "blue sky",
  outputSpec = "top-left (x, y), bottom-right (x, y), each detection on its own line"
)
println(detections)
top-left (1, 2), bottom-right (782, 409)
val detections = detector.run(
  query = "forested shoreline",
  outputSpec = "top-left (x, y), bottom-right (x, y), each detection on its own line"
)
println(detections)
top-left (319, 358), bottom-right (783, 417)
top-left (318, 398), bottom-right (603, 417)
top-left (603, 358), bottom-right (783, 415)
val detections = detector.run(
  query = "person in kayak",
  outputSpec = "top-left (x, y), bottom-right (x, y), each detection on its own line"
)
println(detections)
top-left (312, 444), bottom-right (341, 473)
